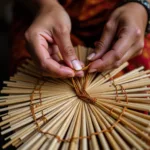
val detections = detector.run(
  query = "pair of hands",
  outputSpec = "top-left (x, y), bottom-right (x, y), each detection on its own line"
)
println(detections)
top-left (25, 1), bottom-right (147, 78)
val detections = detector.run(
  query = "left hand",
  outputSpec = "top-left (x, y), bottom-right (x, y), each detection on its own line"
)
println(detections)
top-left (87, 2), bottom-right (148, 73)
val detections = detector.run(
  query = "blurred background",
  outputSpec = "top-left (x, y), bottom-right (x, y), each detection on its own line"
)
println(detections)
top-left (0, 1), bottom-right (15, 150)
top-left (0, 0), bottom-right (13, 87)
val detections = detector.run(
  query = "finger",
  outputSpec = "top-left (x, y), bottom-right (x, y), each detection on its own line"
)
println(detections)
top-left (53, 27), bottom-right (82, 71)
top-left (27, 33), bottom-right (75, 78)
top-left (49, 46), bottom-right (84, 77)
top-left (50, 45), bottom-right (63, 62)
top-left (88, 26), bottom-right (141, 72)
top-left (114, 43), bottom-right (144, 68)
top-left (92, 41), bottom-right (143, 72)
top-left (75, 61), bottom-right (85, 77)
top-left (87, 19), bottom-right (118, 61)
top-left (110, 26), bottom-right (141, 60)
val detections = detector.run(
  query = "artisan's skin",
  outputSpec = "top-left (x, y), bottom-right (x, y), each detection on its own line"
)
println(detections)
top-left (24, 0), bottom-right (148, 78)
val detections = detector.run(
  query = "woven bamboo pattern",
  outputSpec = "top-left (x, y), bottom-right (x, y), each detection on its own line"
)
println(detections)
top-left (0, 46), bottom-right (150, 150)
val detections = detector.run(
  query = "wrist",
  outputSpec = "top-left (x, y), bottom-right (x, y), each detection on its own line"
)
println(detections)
top-left (120, 0), bottom-right (150, 33)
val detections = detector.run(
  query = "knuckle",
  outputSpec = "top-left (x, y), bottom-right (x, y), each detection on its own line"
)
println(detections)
top-left (95, 41), bottom-right (105, 50)
top-left (114, 61), bottom-right (122, 68)
top-left (25, 31), bottom-right (30, 41)
top-left (137, 50), bottom-right (143, 56)
top-left (98, 60), bottom-right (107, 71)
top-left (63, 46), bottom-right (75, 56)
top-left (39, 61), bottom-right (47, 71)
top-left (54, 25), bottom-right (70, 35)
top-left (55, 71), bottom-right (63, 77)
top-left (105, 21), bottom-right (114, 31)
top-left (138, 41), bottom-right (144, 49)
top-left (134, 28), bottom-right (142, 38)
top-left (118, 27), bottom-right (128, 37)
top-left (132, 28), bottom-right (142, 38)
top-left (114, 50), bottom-right (123, 60)
top-left (25, 29), bottom-right (38, 41)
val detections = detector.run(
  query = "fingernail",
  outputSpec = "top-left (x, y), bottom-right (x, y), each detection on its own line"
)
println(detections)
top-left (88, 69), bottom-right (97, 73)
top-left (87, 53), bottom-right (96, 60)
top-left (72, 60), bottom-right (82, 71)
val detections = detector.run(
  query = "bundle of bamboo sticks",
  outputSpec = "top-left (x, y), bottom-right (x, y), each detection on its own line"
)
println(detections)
top-left (0, 46), bottom-right (150, 150)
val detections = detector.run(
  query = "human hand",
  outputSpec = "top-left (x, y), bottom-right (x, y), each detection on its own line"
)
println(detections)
top-left (25, 1), bottom-right (83, 78)
top-left (87, 2), bottom-right (148, 73)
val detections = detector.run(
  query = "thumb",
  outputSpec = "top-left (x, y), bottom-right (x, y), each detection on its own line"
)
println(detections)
top-left (87, 20), bottom-right (118, 61)
top-left (53, 27), bottom-right (82, 71)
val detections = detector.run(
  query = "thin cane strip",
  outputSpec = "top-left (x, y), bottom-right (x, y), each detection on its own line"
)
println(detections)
top-left (0, 95), bottom-right (74, 121)
top-left (114, 66), bottom-right (144, 81)
top-left (48, 103), bottom-right (82, 150)
top-left (68, 102), bottom-right (82, 150)
top-left (12, 139), bottom-right (22, 148)
top-left (21, 63), bottom-right (41, 75)
top-left (108, 74), bottom-right (120, 103)
top-left (98, 93), bottom-right (150, 98)
top-left (113, 69), bottom-right (145, 84)
top-left (98, 87), bottom-right (150, 95)
top-left (89, 62), bottom-right (129, 89)
top-left (1, 99), bottom-right (75, 135)
top-left (106, 75), bottom-right (128, 114)
top-left (90, 105), bottom-right (122, 150)
top-left (96, 103), bottom-right (150, 141)
top-left (8, 100), bottom-right (77, 146)
top-left (89, 77), bottom-right (150, 94)
top-left (30, 93), bottom-right (77, 143)
top-left (79, 103), bottom-right (88, 150)
top-left (52, 103), bottom-right (127, 142)
top-left (1, 93), bottom-right (73, 111)
top-left (3, 81), bottom-right (36, 89)
top-left (0, 96), bottom-right (72, 127)
top-left (3, 95), bottom-right (74, 123)
top-left (0, 98), bottom-right (75, 131)
top-left (97, 100), bottom-right (150, 112)
top-left (10, 73), bottom-right (40, 83)
top-left (121, 126), bottom-right (150, 150)
top-left (118, 73), bottom-right (150, 85)
top-left (11, 101), bottom-right (79, 150)
top-left (97, 107), bottom-right (147, 150)
top-left (100, 103), bottom-right (150, 127)
top-left (85, 104), bottom-right (100, 150)
top-left (96, 96), bottom-right (150, 104)
top-left (17, 67), bottom-right (41, 78)
top-left (88, 105), bottom-right (110, 150)
top-left (98, 108), bottom-right (130, 150)
top-left (61, 102), bottom-right (82, 150)
top-left (127, 109), bottom-right (150, 120)
top-left (39, 138), bottom-right (52, 150)
top-left (30, 104), bottom-right (78, 150)
top-left (126, 118), bottom-right (150, 134)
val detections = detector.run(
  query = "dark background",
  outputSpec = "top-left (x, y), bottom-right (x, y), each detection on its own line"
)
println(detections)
top-left (0, 1), bottom-right (15, 150)
top-left (0, 1), bottom-right (11, 89)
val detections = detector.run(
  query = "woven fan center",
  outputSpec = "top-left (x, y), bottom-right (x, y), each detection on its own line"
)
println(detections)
top-left (72, 78), bottom-right (96, 103)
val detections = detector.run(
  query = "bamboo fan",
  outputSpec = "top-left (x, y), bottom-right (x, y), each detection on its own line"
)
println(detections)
top-left (0, 45), bottom-right (150, 150)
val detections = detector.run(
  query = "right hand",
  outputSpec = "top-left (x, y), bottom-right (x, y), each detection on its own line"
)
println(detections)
top-left (25, 1), bottom-right (83, 78)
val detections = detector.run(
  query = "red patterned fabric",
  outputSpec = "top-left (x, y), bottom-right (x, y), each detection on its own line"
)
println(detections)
top-left (11, 0), bottom-right (150, 74)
